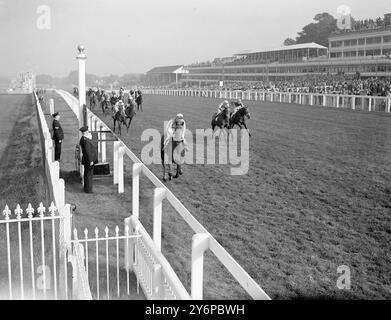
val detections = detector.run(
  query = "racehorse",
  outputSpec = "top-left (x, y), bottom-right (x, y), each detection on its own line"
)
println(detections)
top-left (101, 94), bottom-right (111, 116)
top-left (124, 99), bottom-right (137, 132)
top-left (230, 105), bottom-right (252, 137)
top-left (211, 107), bottom-right (230, 137)
top-left (135, 92), bottom-right (143, 112)
top-left (89, 91), bottom-right (97, 109)
top-left (110, 94), bottom-right (118, 112)
top-left (112, 107), bottom-right (127, 135)
top-left (160, 133), bottom-right (187, 182)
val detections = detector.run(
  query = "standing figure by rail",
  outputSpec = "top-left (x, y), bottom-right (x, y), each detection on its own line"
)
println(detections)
top-left (52, 112), bottom-right (64, 161)
top-left (79, 126), bottom-right (98, 193)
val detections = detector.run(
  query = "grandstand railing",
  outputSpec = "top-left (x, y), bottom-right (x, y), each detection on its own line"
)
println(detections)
top-left (142, 89), bottom-right (391, 113)
top-left (56, 89), bottom-right (271, 300)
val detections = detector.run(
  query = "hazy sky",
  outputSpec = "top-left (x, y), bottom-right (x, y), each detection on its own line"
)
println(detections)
top-left (0, 0), bottom-right (390, 77)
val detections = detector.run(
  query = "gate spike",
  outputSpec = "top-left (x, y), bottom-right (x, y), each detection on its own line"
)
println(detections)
top-left (73, 228), bottom-right (78, 239)
top-left (26, 203), bottom-right (35, 219)
top-left (95, 227), bottom-right (99, 238)
top-left (84, 228), bottom-right (89, 239)
top-left (37, 203), bottom-right (46, 217)
top-left (3, 205), bottom-right (11, 220)
top-left (105, 226), bottom-right (109, 237)
top-left (115, 226), bottom-right (119, 236)
top-left (49, 202), bottom-right (57, 217)
top-left (15, 204), bottom-right (23, 219)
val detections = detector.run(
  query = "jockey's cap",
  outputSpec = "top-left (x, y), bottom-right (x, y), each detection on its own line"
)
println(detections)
top-left (176, 113), bottom-right (184, 119)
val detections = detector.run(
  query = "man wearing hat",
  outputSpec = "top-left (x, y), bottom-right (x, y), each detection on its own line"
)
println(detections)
top-left (52, 112), bottom-right (64, 161)
top-left (79, 126), bottom-right (98, 193)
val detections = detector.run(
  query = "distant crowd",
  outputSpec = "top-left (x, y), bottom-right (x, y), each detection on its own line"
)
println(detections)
top-left (145, 75), bottom-right (391, 97)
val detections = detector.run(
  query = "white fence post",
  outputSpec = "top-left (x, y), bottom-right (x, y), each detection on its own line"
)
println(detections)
top-left (153, 188), bottom-right (167, 251)
top-left (101, 129), bottom-right (106, 163)
top-left (118, 146), bottom-right (126, 194)
top-left (132, 163), bottom-right (143, 219)
top-left (113, 141), bottom-right (120, 185)
top-left (191, 233), bottom-right (209, 300)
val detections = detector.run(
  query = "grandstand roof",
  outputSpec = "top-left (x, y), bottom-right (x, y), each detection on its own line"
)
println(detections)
top-left (146, 65), bottom-right (184, 74)
top-left (234, 42), bottom-right (327, 56)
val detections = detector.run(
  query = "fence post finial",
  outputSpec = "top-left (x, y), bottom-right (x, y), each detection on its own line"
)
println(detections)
top-left (3, 205), bottom-right (11, 220)
top-left (26, 203), bottom-right (35, 219)
top-left (105, 226), bottom-right (109, 237)
top-left (49, 202), bottom-right (57, 217)
top-left (15, 204), bottom-right (23, 219)
top-left (38, 203), bottom-right (46, 217)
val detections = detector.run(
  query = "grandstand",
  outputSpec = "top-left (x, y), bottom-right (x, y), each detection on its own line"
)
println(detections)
top-left (145, 65), bottom-right (188, 86)
top-left (7, 72), bottom-right (36, 93)
top-left (181, 14), bottom-right (391, 86)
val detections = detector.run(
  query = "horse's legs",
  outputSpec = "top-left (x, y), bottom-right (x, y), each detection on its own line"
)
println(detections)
top-left (243, 122), bottom-right (251, 137)
top-left (162, 163), bottom-right (167, 182)
top-left (126, 116), bottom-right (133, 132)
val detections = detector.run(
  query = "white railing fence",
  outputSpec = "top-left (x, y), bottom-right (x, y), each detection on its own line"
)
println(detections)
top-left (0, 203), bottom-right (68, 300)
top-left (32, 91), bottom-right (87, 300)
top-left (141, 88), bottom-right (391, 113)
top-left (70, 225), bottom-right (142, 300)
top-left (57, 89), bottom-right (271, 300)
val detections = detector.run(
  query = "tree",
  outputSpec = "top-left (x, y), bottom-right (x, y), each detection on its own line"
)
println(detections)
top-left (283, 38), bottom-right (296, 46)
top-left (295, 12), bottom-right (338, 47)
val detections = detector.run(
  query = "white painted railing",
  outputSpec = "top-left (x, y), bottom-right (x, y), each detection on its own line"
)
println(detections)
top-left (32, 91), bottom-right (76, 300)
top-left (0, 203), bottom-right (66, 300)
top-left (70, 226), bottom-right (142, 300)
top-left (142, 88), bottom-right (391, 113)
top-left (57, 89), bottom-right (271, 300)
top-left (33, 91), bottom-right (66, 209)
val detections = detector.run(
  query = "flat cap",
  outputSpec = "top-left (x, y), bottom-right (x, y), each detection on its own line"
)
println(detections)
top-left (79, 126), bottom-right (89, 133)
top-left (52, 112), bottom-right (59, 117)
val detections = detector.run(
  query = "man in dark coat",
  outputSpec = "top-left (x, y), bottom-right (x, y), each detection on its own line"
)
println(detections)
top-left (79, 126), bottom-right (98, 193)
top-left (52, 112), bottom-right (64, 161)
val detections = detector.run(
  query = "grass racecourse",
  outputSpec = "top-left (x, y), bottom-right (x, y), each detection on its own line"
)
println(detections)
top-left (0, 94), bottom-right (52, 299)
top-left (88, 93), bottom-right (391, 300)
top-left (3, 91), bottom-right (389, 300)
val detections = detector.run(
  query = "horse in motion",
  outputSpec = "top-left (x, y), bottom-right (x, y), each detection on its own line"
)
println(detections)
top-left (88, 91), bottom-right (97, 109)
top-left (112, 101), bottom-right (137, 135)
top-left (230, 105), bottom-right (252, 137)
top-left (160, 134), bottom-right (187, 182)
top-left (112, 103), bottom-right (127, 135)
top-left (101, 93), bottom-right (111, 116)
top-left (211, 107), bottom-right (230, 137)
top-left (124, 99), bottom-right (137, 132)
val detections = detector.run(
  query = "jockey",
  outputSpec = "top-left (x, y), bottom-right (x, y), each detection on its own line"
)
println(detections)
top-left (163, 113), bottom-right (186, 150)
top-left (215, 100), bottom-right (230, 121)
top-left (217, 100), bottom-right (230, 114)
top-left (119, 87), bottom-right (125, 101)
top-left (110, 91), bottom-right (117, 106)
top-left (231, 99), bottom-right (244, 116)
top-left (113, 100), bottom-right (126, 117)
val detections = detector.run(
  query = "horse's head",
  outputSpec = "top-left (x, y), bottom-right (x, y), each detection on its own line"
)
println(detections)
top-left (241, 105), bottom-right (250, 119)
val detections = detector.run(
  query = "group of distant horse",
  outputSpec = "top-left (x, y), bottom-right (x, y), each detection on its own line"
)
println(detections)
top-left (211, 102), bottom-right (252, 137)
top-left (86, 88), bottom-right (143, 135)
top-left (84, 88), bottom-right (251, 181)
